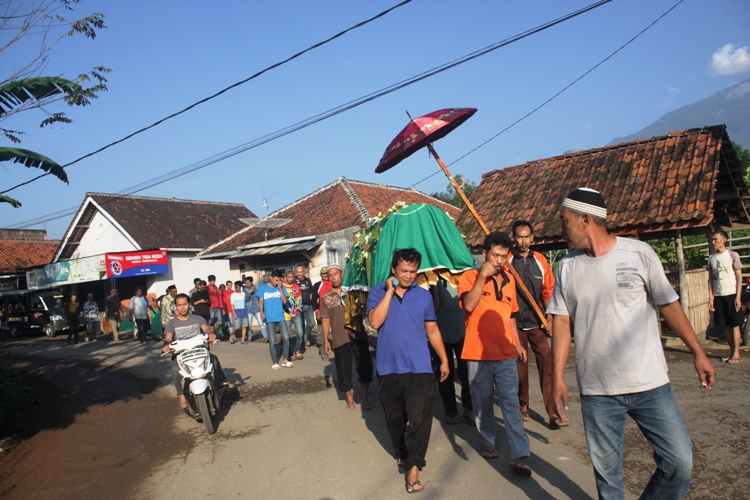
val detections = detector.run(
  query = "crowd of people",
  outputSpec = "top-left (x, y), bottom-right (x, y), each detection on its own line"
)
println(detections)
top-left (4, 187), bottom-right (733, 499)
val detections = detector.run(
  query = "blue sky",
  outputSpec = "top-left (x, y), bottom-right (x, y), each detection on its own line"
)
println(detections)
top-left (2, 0), bottom-right (749, 239)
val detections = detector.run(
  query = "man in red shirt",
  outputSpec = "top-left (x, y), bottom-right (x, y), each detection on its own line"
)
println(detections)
top-left (222, 280), bottom-right (235, 343)
top-left (459, 231), bottom-right (531, 476)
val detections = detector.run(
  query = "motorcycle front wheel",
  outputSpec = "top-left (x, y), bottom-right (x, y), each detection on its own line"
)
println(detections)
top-left (196, 392), bottom-right (216, 435)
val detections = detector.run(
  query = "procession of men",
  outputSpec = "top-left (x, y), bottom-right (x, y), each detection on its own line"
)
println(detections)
top-left (40, 188), bottom-right (721, 499)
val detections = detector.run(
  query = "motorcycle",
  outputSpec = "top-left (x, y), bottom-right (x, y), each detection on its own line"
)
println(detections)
top-left (162, 321), bottom-right (221, 434)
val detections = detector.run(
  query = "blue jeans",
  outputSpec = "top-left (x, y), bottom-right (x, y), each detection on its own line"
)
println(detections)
top-left (300, 304), bottom-right (315, 342)
top-left (580, 383), bottom-right (692, 500)
top-left (266, 320), bottom-right (290, 365)
top-left (287, 314), bottom-right (305, 354)
top-left (248, 311), bottom-right (267, 339)
top-left (468, 359), bottom-right (530, 459)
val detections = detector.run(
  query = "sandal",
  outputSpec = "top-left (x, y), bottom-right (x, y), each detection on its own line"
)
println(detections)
top-left (446, 415), bottom-right (461, 425)
top-left (295, 352), bottom-right (304, 360)
top-left (549, 416), bottom-right (569, 428)
top-left (728, 357), bottom-right (743, 364)
top-left (509, 458), bottom-right (532, 477)
top-left (178, 395), bottom-right (188, 409)
top-left (405, 480), bottom-right (423, 494)
top-left (396, 459), bottom-right (406, 470)
top-left (521, 408), bottom-right (530, 422)
top-left (481, 445), bottom-right (499, 459)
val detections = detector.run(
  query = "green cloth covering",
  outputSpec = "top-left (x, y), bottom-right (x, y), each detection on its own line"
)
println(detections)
top-left (370, 204), bottom-right (475, 285)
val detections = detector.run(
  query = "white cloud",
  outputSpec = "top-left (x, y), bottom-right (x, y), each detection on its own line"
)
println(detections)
top-left (707, 43), bottom-right (750, 76)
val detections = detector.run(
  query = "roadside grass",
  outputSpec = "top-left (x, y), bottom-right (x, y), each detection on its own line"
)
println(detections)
top-left (0, 366), bottom-right (27, 440)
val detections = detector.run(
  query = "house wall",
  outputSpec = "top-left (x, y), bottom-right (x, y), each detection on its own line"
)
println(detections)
top-left (147, 252), bottom-right (230, 295)
top-left (71, 211), bottom-right (138, 258)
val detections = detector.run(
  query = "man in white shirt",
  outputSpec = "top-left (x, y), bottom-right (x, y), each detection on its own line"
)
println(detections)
top-left (707, 230), bottom-right (744, 363)
top-left (549, 188), bottom-right (715, 500)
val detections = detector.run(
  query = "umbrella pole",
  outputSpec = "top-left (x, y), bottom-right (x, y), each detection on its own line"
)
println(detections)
top-left (426, 142), bottom-right (549, 329)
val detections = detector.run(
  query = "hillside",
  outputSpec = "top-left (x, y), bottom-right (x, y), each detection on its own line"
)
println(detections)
top-left (610, 77), bottom-right (750, 147)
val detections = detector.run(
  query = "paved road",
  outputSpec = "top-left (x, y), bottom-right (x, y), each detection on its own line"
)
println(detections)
top-left (2, 331), bottom-right (746, 499)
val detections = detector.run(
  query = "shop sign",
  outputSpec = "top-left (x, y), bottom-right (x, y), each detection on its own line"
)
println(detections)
top-left (105, 250), bottom-right (169, 278)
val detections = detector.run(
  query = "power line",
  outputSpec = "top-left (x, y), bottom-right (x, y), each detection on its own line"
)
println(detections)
top-left (0, 0), bottom-right (413, 196)
top-left (9, 0), bottom-right (613, 229)
top-left (406, 0), bottom-right (685, 192)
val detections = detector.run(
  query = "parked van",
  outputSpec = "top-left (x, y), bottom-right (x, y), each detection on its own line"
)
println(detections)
top-left (5, 291), bottom-right (77, 338)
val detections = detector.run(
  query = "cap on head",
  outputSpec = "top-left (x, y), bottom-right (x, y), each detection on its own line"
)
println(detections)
top-left (327, 263), bottom-right (343, 273)
top-left (562, 188), bottom-right (607, 219)
top-left (320, 266), bottom-right (329, 273)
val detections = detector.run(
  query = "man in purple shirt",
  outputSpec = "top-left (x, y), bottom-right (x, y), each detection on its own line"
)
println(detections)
top-left (367, 248), bottom-right (449, 494)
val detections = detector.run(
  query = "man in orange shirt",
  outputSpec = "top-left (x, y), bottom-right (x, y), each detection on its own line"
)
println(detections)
top-left (459, 231), bottom-right (531, 476)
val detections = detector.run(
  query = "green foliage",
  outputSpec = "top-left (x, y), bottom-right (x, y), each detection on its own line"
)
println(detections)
top-left (734, 141), bottom-right (750, 185)
top-left (431, 174), bottom-right (478, 209)
top-left (648, 234), bottom-right (709, 270)
top-left (0, 366), bottom-right (27, 439)
top-left (0, 0), bottom-right (108, 208)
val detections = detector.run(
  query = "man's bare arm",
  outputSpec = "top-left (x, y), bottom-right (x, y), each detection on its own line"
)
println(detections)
top-left (425, 321), bottom-right (449, 382)
top-left (551, 314), bottom-right (572, 420)
top-left (658, 300), bottom-right (715, 388)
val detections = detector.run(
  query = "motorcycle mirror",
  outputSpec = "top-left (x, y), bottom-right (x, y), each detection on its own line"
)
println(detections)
top-left (208, 317), bottom-right (218, 327)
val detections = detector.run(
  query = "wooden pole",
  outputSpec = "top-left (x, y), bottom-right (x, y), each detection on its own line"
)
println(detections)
top-left (675, 230), bottom-right (689, 316)
top-left (425, 142), bottom-right (548, 329)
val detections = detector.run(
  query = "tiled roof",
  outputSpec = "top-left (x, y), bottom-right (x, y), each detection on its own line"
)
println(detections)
top-left (0, 240), bottom-right (59, 274)
top-left (200, 177), bottom-right (461, 256)
top-left (458, 125), bottom-right (750, 248)
top-left (57, 193), bottom-right (256, 260)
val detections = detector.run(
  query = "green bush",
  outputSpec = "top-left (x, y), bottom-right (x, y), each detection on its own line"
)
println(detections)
top-left (0, 366), bottom-right (26, 439)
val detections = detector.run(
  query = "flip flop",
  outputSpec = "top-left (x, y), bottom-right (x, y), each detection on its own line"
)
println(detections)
top-left (481, 445), bottom-right (499, 459)
top-left (521, 411), bottom-right (530, 422)
top-left (446, 415), bottom-right (461, 425)
top-left (405, 481), bottom-right (423, 494)
top-left (721, 357), bottom-right (731, 363)
top-left (509, 458), bottom-right (532, 477)
top-left (550, 416), bottom-right (569, 428)
top-left (728, 357), bottom-right (743, 364)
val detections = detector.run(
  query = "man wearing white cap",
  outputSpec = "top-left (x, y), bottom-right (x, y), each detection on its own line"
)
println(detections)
top-left (549, 187), bottom-right (715, 499)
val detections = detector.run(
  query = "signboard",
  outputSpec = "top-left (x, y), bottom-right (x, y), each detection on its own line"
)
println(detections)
top-left (106, 250), bottom-right (169, 278)
top-left (26, 255), bottom-right (106, 289)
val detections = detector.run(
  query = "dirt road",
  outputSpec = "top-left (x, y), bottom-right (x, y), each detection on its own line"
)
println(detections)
top-left (0, 335), bottom-right (747, 499)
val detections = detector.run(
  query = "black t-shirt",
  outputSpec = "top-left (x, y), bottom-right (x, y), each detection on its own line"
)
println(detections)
top-left (191, 290), bottom-right (210, 318)
top-left (105, 294), bottom-right (120, 318)
top-left (295, 277), bottom-right (313, 305)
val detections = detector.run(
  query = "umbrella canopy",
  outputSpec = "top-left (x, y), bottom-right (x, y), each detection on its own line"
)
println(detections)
top-left (343, 203), bottom-right (475, 291)
top-left (375, 108), bottom-right (477, 173)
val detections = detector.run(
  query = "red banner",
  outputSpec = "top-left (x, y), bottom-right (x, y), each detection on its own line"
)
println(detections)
top-left (105, 250), bottom-right (169, 278)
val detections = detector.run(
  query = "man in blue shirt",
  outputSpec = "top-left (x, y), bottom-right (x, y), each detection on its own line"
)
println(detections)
top-left (367, 248), bottom-right (449, 495)
top-left (257, 269), bottom-right (292, 369)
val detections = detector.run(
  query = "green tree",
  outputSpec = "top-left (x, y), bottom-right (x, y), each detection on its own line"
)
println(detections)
top-left (0, 0), bottom-right (109, 208)
top-left (431, 174), bottom-right (478, 209)
top-left (734, 141), bottom-right (750, 186)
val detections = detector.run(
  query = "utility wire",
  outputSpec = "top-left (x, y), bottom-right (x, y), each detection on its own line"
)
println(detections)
top-left (0, 0), bottom-right (413, 196)
top-left (405, 0), bottom-right (684, 192)
top-left (8, 0), bottom-right (613, 229)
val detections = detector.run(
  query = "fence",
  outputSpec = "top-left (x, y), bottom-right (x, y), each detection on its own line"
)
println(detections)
top-left (684, 269), bottom-right (710, 337)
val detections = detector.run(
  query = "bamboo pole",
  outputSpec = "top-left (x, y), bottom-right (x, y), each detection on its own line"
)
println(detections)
top-left (426, 142), bottom-right (549, 329)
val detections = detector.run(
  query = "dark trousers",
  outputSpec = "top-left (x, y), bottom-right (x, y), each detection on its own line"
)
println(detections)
top-left (135, 319), bottom-right (150, 342)
top-left (430, 339), bottom-right (472, 417)
top-left (378, 372), bottom-right (436, 471)
top-left (517, 327), bottom-right (556, 419)
top-left (66, 317), bottom-right (80, 343)
top-left (333, 337), bottom-right (373, 393)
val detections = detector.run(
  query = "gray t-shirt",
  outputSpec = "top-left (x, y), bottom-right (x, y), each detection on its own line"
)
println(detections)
top-left (547, 237), bottom-right (679, 396)
top-left (164, 314), bottom-right (207, 341)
